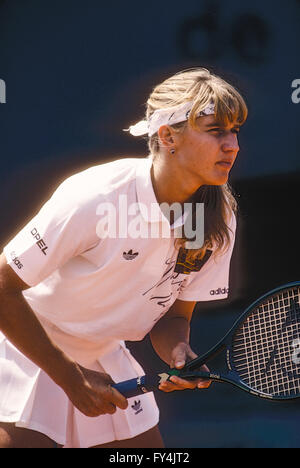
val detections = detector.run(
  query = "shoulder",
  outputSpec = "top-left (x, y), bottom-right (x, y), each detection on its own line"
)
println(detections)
top-left (61, 157), bottom-right (141, 191)
top-left (51, 157), bottom-right (145, 207)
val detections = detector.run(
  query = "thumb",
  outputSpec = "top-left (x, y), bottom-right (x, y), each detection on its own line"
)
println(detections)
top-left (172, 347), bottom-right (188, 369)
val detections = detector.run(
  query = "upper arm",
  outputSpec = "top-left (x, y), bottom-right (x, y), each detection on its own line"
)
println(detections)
top-left (0, 252), bottom-right (30, 293)
top-left (163, 299), bottom-right (197, 323)
top-left (2, 177), bottom-right (100, 288)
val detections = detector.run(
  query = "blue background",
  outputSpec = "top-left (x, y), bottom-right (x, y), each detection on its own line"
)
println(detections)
top-left (0, 0), bottom-right (299, 448)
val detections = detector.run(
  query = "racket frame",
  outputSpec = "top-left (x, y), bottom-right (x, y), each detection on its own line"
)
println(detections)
top-left (178, 281), bottom-right (300, 400)
top-left (112, 282), bottom-right (300, 400)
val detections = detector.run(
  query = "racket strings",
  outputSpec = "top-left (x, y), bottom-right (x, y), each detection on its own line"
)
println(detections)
top-left (231, 287), bottom-right (300, 397)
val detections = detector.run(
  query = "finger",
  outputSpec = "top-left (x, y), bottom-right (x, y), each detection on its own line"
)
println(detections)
top-left (169, 375), bottom-right (198, 389)
top-left (173, 350), bottom-right (187, 369)
top-left (197, 378), bottom-right (212, 389)
top-left (159, 375), bottom-right (198, 392)
top-left (171, 345), bottom-right (198, 368)
top-left (88, 403), bottom-right (117, 417)
top-left (196, 365), bottom-right (212, 388)
top-left (158, 381), bottom-right (180, 393)
top-left (159, 381), bottom-right (196, 393)
top-left (170, 343), bottom-right (189, 369)
top-left (80, 402), bottom-right (108, 418)
top-left (102, 401), bottom-right (117, 415)
top-left (88, 404), bottom-right (116, 417)
top-left (106, 385), bottom-right (128, 410)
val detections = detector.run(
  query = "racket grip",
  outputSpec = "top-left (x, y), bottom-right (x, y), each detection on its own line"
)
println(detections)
top-left (112, 374), bottom-right (162, 398)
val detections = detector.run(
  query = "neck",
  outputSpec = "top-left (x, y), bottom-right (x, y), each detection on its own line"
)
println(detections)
top-left (150, 156), bottom-right (201, 206)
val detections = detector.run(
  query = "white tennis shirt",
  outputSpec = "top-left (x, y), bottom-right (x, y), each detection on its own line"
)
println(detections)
top-left (3, 157), bottom-right (236, 360)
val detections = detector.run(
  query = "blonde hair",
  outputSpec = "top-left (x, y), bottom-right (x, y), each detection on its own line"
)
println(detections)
top-left (146, 68), bottom-right (248, 260)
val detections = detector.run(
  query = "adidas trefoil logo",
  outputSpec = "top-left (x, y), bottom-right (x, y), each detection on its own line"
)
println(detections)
top-left (131, 399), bottom-right (143, 415)
top-left (123, 249), bottom-right (139, 260)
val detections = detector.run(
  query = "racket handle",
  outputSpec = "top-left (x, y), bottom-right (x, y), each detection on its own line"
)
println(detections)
top-left (111, 370), bottom-right (210, 399)
top-left (112, 374), bottom-right (163, 398)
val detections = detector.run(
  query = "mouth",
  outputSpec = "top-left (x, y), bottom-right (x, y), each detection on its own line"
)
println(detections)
top-left (215, 159), bottom-right (233, 169)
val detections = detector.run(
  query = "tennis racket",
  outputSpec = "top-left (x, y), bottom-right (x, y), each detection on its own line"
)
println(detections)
top-left (112, 282), bottom-right (300, 401)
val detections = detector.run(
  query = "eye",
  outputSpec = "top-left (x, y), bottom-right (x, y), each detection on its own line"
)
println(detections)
top-left (207, 127), bottom-right (240, 135)
top-left (207, 127), bottom-right (224, 135)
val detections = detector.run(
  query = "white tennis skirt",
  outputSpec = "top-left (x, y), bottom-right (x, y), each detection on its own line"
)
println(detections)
top-left (0, 333), bottom-right (159, 448)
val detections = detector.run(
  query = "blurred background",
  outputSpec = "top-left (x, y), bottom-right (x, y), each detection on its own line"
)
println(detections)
top-left (0, 0), bottom-right (299, 448)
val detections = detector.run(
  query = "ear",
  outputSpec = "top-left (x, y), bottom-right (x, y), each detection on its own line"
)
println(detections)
top-left (157, 125), bottom-right (176, 151)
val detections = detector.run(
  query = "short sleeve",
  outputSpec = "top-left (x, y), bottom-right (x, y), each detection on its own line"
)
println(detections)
top-left (3, 177), bottom-right (100, 287)
top-left (178, 213), bottom-right (236, 302)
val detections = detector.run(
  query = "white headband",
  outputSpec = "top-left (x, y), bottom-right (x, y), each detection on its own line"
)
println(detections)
top-left (126, 101), bottom-right (215, 137)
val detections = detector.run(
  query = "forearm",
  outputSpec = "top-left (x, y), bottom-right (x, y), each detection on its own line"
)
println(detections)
top-left (150, 315), bottom-right (190, 366)
top-left (0, 289), bottom-right (81, 389)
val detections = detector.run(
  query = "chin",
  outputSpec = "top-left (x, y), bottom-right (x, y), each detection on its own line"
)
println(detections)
top-left (206, 175), bottom-right (229, 186)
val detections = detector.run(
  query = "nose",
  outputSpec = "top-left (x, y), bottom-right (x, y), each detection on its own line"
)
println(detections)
top-left (222, 132), bottom-right (240, 154)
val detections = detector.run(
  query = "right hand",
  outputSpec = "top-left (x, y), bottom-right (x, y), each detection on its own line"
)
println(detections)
top-left (62, 365), bottom-right (128, 417)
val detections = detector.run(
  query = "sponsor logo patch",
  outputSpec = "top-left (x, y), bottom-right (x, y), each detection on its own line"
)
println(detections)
top-left (210, 287), bottom-right (229, 296)
top-left (174, 248), bottom-right (212, 275)
top-left (131, 400), bottom-right (143, 415)
top-left (123, 249), bottom-right (139, 260)
top-left (31, 228), bottom-right (48, 255)
top-left (10, 251), bottom-right (23, 269)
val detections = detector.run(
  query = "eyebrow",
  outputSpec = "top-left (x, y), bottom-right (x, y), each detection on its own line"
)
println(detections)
top-left (205, 122), bottom-right (241, 128)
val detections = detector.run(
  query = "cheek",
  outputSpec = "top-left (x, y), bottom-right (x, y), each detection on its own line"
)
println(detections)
top-left (178, 131), bottom-right (220, 166)
top-left (188, 132), bottom-right (218, 149)
top-left (188, 137), bottom-right (220, 162)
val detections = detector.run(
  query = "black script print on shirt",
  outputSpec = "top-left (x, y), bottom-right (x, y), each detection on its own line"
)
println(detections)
top-left (142, 249), bottom-right (213, 319)
top-left (142, 258), bottom-right (187, 313)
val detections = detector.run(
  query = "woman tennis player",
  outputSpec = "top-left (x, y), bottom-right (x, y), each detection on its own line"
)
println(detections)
top-left (0, 68), bottom-right (247, 448)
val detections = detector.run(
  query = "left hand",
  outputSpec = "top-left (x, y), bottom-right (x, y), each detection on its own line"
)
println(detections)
top-left (158, 342), bottom-right (212, 392)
